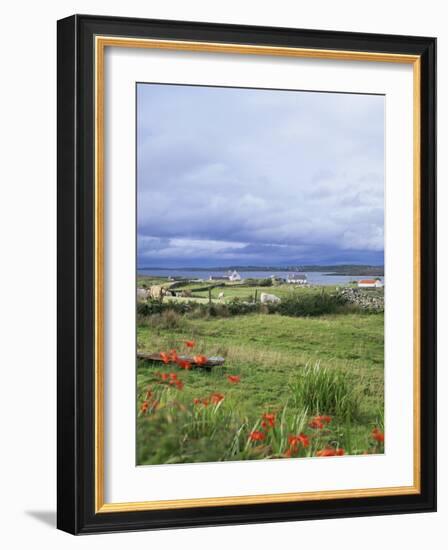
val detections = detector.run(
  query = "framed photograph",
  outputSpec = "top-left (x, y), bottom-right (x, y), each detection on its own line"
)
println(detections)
top-left (57, 14), bottom-right (436, 534)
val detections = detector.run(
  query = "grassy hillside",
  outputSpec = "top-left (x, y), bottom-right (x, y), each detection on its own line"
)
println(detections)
top-left (136, 304), bottom-right (384, 465)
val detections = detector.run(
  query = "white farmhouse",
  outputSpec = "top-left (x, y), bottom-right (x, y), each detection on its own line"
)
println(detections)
top-left (357, 279), bottom-right (383, 288)
top-left (287, 273), bottom-right (307, 284)
top-left (228, 270), bottom-right (242, 282)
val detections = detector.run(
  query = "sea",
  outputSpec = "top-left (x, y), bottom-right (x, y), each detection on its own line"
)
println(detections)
top-left (137, 269), bottom-right (384, 286)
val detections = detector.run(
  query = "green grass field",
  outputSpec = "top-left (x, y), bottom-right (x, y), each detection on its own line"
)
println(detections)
top-left (136, 286), bottom-right (384, 464)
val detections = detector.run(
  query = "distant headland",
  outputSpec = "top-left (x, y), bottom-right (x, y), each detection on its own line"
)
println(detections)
top-left (138, 264), bottom-right (384, 277)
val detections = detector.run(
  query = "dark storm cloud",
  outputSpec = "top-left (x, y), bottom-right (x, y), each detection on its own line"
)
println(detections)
top-left (137, 84), bottom-right (384, 266)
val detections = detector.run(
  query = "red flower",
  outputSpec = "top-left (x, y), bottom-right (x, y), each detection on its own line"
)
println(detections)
top-left (193, 397), bottom-right (213, 406)
top-left (309, 419), bottom-right (324, 429)
top-left (309, 415), bottom-right (331, 430)
top-left (302, 435), bottom-right (310, 447)
top-left (261, 413), bottom-right (276, 428)
top-left (185, 340), bottom-right (195, 348)
top-left (169, 372), bottom-right (178, 380)
top-left (249, 430), bottom-right (265, 442)
top-left (169, 378), bottom-right (183, 390)
top-left (227, 375), bottom-right (241, 384)
top-left (160, 373), bottom-right (170, 381)
top-left (169, 349), bottom-right (179, 362)
top-left (210, 393), bottom-right (225, 404)
top-left (194, 355), bottom-right (208, 365)
top-left (140, 401), bottom-right (149, 413)
top-left (316, 447), bottom-right (345, 457)
top-left (288, 433), bottom-right (310, 449)
top-left (372, 427), bottom-right (385, 443)
top-left (177, 359), bottom-right (192, 370)
top-left (159, 352), bottom-right (170, 364)
top-left (316, 448), bottom-right (335, 457)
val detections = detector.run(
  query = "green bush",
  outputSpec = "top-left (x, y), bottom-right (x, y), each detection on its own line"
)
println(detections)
top-left (137, 299), bottom-right (194, 317)
top-left (137, 298), bottom-right (261, 319)
top-left (245, 277), bottom-right (273, 287)
top-left (145, 309), bottom-right (185, 330)
top-left (289, 363), bottom-right (361, 421)
top-left (274, 290), bottom-right (348, 317)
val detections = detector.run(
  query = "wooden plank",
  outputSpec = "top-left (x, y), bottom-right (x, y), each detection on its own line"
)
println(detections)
top-left (137, 352), bottom-right (225, 368)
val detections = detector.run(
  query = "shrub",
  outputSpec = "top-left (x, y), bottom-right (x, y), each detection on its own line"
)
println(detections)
top-left (274, 290), bottom-right (348, 317)
top-left (245, 277), bottom-right (272, 287)
top-left (289, 362), bottom-right (361, 421)
top-left (226, 299), bottom-right (258, 316)
top-left (137, 299), bottom-right (164, 316)
top-left (137, 299), bottom-right (194, 317)
top-left (147, 309), bottom-right (185, 330)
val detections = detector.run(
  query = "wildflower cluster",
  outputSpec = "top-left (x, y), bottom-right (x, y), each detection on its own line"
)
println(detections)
top-left (154, 370), bottom-right (184, 390)
top-left (316, 447), bottom-right (345, 457)
top-left (283, 433), bottom-right (310, 457)
top-left (249, 412), bottom-right (277, 442)
top-left (139, 386), bottom-right (160, 415)
top-left (309, 415), bottom-right (332, 430)
top-left (372, 427), bottom-right (384, 443)
top-left (138, 339), bottom-right (385, 462)
top-left (193, 392), bottom-right (225, 407)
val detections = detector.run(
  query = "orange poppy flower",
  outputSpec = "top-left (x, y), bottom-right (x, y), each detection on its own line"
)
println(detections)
top-left (140, 401), bottom-right (149, 413)
top-left (177, 359), bottom-right (192, 370)
top-left (309, 419), bottom-right (324, 429)
top-left (185, 340), bottom-right (195, 348)
top-left (309, 415), bottom-right (331, 429)
top-left (310, 415), bottom-right (332, 429)
top-left (316, 447), bottom-right (345, 457)
top-left (227, 375), bottom-right (241, 384)
top-left (193, 398), bottom-right (210, 407)
top-left (371, 428), bottom-right (385, 443)
top-left (316, 448), bottom-right (335, 457)
top-left (193, 355), bottom-right (208, 365)
top-left (169, 349), bottom-right (179, 362)
top-left (160, 373), bottom-right (170, 381)
top-left (261, 414), bottom-right (276, 429)
top-left (287, 433), bottom-right (310, 450)
top-left (210, 393), bottom-right (225, 404)
top-left (249, 430), bottom-right (265, 442)
top-left (169, 377), bottom-right (183, 389)
top-left (159, 352), bottom-right (170, 364)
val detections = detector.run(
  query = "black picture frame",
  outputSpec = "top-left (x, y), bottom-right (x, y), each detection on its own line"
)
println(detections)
top-left (57, 14), bottom-right (436, 534)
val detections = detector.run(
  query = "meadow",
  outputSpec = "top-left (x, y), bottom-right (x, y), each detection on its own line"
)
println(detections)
top-left (136, 280), bottom-right (384, 465)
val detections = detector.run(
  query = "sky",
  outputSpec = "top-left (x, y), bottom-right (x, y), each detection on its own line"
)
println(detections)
top-left (137, 83), bottom-right (384, 268)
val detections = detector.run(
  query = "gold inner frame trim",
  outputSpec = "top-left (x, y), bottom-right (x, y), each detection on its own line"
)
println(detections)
top-left (94, 35), bottom-right (421, 513)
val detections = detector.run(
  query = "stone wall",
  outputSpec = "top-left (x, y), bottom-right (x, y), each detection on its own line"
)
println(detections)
top-left (339, 287), bottom-right (384, 312)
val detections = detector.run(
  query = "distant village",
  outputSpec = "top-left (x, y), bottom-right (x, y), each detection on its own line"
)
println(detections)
top-left (166, 270), bottom-right (384, 289)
